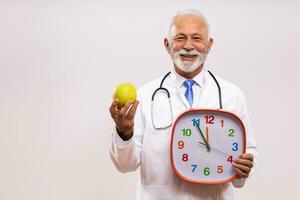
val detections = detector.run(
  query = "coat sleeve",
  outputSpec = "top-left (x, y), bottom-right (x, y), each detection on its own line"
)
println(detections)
top-left (231, 90), bottom-right (258, 188)
top-left (109, 94), bottom-right (145, 173)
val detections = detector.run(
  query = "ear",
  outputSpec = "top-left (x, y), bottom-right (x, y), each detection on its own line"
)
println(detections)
top-left (164, 38), bottom-right (171, 53)
top-left (207, 37), bottom-right (214, 52)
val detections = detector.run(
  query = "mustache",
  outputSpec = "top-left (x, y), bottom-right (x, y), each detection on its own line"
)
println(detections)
top-left (175, 49), bottom-right (201, 56)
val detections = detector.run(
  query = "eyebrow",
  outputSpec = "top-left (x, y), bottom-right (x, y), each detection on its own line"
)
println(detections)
top-left (174, 33), bottom-right (186, 37)
top-left (191, 33), bottom-right (204, 37)
top-left (174, 33), bottom-right (205, 37)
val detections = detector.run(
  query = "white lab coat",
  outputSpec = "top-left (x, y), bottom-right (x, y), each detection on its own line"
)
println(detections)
top-left (110, 68), bottom-right (258, 200)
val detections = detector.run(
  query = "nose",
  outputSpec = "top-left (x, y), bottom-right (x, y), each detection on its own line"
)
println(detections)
top-left (183, 38), bottom-right (194, 51)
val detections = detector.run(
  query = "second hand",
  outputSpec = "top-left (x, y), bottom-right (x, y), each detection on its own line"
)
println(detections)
top-left (198, 141), bottom-right (231, 157)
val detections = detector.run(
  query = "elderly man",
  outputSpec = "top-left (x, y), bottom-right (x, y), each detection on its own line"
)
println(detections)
top-left (109, 9), bottom-right (257, 200)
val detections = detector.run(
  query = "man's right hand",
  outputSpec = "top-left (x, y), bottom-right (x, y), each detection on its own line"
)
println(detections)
top-left (109, 99), bottom-right (139, 141)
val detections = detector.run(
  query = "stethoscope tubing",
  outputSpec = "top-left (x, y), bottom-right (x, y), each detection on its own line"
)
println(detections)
top-left (150, 70), bottom-right (222, 130)
top-left (151, 70), bottom-right (222, 109)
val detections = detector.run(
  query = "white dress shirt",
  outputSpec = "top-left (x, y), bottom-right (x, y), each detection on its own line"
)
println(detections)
top-left (110, 68), bottom-right (258, 200)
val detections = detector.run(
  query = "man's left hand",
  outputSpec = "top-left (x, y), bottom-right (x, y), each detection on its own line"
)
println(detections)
top-left (233, 153), bottom-right (254, 179)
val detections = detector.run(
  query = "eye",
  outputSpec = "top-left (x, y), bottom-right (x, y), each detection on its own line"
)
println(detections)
top-left (174, 36), bottom-right (186, 42)
top-left (193, 36), bottom-right (203, 41)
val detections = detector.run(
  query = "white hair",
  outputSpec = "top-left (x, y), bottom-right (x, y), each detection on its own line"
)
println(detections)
top-left (167, 9), bottom-right (210, 41)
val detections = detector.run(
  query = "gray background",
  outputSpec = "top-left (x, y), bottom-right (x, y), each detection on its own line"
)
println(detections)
top-left (1, 0), bottom-right (299, 199)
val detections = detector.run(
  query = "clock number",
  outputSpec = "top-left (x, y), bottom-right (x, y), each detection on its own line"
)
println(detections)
top-left (227, 155), bottom-right (233, 163)
top-left (182, 128), bottom-right (192, 137)
top-left (228, 128), bottom-right (235, 137)
top-left (182, 154), bottom-right (189, 162)
top-left (220, 119), bottom-right (224, 127)
top-left (204, 167), bottom-right (210, 176)
top-left (232, 143), bottom-right (239, 151)
top-left (177, 141), bottom-right (184, 149)
top-left (204, 115), bottom-right (214, 124)
top-left (191, 164), bottom-right (197, 172)
top-left (217, 165), bottom-right (224, 173)
top-left (192, 118), bottom-right (200, 126)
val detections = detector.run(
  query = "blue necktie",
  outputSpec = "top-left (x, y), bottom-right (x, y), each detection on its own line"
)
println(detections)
top-left (184, 79), bottom-right (196, 108)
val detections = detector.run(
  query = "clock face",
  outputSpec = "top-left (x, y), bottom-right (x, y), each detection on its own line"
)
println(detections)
top-left (170, 109), bottom-right (246, 184)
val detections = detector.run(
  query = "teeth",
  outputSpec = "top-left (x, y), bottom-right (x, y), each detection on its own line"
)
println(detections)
top-left (181, 54), bottom-right (196, 58)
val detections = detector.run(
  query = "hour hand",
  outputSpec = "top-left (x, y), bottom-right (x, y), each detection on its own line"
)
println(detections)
top-left (195, 124), bottom-right (211, 152)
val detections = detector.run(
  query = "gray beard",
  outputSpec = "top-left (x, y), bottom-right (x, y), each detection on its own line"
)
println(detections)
top-left (171, 49), bottom-right (207, 72)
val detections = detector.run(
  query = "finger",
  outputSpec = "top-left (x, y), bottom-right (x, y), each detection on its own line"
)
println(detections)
top-left (235, 170), bottom-right (242, 179)
top-left (110, 99), bottom-right (120, 118)
top-left (235, 168), bottom-right (249, 178)
top-left (232, 162), bottom-right (251, 174)
top-left (120, 101), bottom-right (134, 117)
top-left (239, 153), bottom-right (254, 161)
top-left (234, 158), bottom-right (253, 168)
top-left (126, 100), bottom-right (139, 118)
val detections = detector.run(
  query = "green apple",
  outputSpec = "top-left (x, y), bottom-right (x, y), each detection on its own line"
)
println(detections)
top-left (113, 83), bottom-right (137, 106)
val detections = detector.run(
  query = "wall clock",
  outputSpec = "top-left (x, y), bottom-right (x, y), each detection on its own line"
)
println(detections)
top-left (170, 109), bottom-right (246, 184)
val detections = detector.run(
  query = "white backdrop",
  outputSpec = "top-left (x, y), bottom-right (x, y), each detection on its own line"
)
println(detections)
top-left (1, 0), bottom-right (299, 199)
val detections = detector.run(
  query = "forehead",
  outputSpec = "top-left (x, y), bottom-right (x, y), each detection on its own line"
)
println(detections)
top-left (172, 14), bottom-right (208, 36)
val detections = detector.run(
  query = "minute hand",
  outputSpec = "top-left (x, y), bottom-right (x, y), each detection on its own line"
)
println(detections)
top-left (195, 124), bottom-right (211, 152)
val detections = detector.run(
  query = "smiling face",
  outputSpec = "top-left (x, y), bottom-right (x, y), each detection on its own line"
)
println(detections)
top-left (164, 14), bottom-right (213, 78)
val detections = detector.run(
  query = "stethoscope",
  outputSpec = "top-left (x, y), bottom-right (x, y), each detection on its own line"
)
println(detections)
top-left (151, 70), bottom-right (223, 130)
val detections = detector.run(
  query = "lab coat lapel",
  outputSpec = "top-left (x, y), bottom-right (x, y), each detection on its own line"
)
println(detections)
top-left (178, 89), bottom-right (190, 109)
top-left (193, 89), bottom-right (201, 108)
